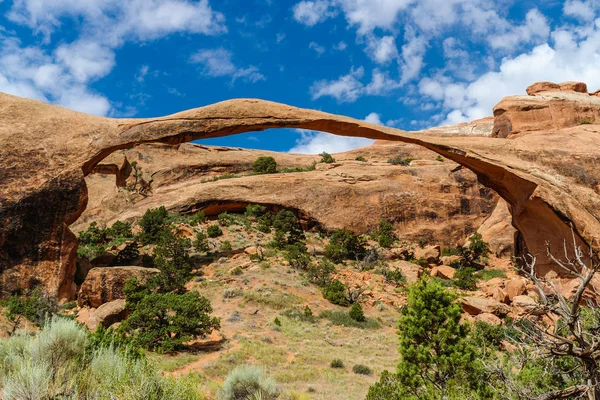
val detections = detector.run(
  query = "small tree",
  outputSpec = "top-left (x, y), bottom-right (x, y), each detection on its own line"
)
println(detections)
top-left (207, 225), bottom-right (223, 238)
top-left (320, 152), bottom-right (335, 163)
top-left (193, 231), bottom-right (209, 252)
top-left (325, 229), bottom-right (366, 263)
top-left (119, 291), bottom-right (220, 352)
top-left (138, 206), bottom-right (170, 244)
top-left (372, 220), bottom-right (397, 248)
top-left (369, 277), bottom-right (483, 399)
top-left (271, 209), bottom-right (305, 246)
top-left (349, 302), bottom-right (365, 322)
top-left (307, 259), bottom-right (335, 286)
top-left (322, 279), bottom-right (350, 306)
top-left (253, 156), bottom-right (277, 174)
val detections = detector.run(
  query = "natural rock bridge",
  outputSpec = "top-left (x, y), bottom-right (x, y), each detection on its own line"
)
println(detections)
top-left (1, 90), bottom-right (600, 300)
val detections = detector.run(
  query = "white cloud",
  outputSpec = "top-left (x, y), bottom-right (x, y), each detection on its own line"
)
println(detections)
top-left (338, 0), bottom-right (412, 34)
top-left (292, 0), bottom-right (336, 26)
top-left (0, 37), bottom-right (110, 115)
top-left (366, 35), bottom-right (398, 64)
top-left (54, 40), bottom-right (115, 83)
top-left (364, 112), bottom-right (383, 125)
top-left (420, 23), bottom-right (600, 125)
top-left (399, 28), bottom-right (428, 84)
top-left (334, 41), bottom-right (348, 51)
top-left (310, 67), bottom-right (402, 102)
top-left (310, 66), bottom-right (365, 102)
top-left (309, 41), bottom-right (325, 56)
top-left (2, 0), bottom-right (226, 116)
top-left (7, 0), bottom-right (227, 44)
top-left (135, 65), bottom-right (149, 83)
top-left (563, 1), bottom-right (597, 21)
top-left (488, 9), bottom-right (550, 50)
top-left (190, 48), bottom-right (265, 83)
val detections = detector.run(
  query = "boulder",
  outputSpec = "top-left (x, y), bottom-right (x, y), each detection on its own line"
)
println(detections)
top-left (440, 255), bottom-right (460, 266)
top-left (461, 296), bottom-right (510, 316)
top-left (414, 245), bottom-right (440, 264)
top-left (475, 312), bottom-right (502, 326)
top-left (505, 278), bottom-right (527, 301)
top-left (526, 81), bottom-right (560, 95)
top-left (84, 299), bottom-right (128, 331)
top-left (492, 287), bottom-right (509, 304)
top-left (431, 265), bottom-right (456, 280)
top-left (389, 260), bottom-right (422, 284)
top-left (78, 266), bottom-right (159, 308)
top-left (476, 199), bottom-right (515, 256)
top-left (512, 295), bottom-right (537, 307)
top-left (244, 246), bottom-right (259, 255)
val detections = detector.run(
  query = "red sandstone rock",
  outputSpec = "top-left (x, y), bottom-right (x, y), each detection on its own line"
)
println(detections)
top-left (78, 266), bottom-right (159, 308)
top-left (461, 296), bottom-right (510, 316)
top-left (431, 265), bottom-right (456, 280)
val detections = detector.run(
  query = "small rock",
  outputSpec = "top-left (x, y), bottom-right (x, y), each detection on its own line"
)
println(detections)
top-left (431, 265), bottom-right (456, 280)
top-left (505, 278), bottom-right (527, 301)
top-left (512, 295), bottom-right (537, 307)
top-left (440, 255), bottom-right (460, 266)
top-left (85, 299), bottom-right (128, 331)
top-left (414, 245), bottom-right (440, 265)
top-left (461, 296), bottom-right (510, 316)
top-left (475, 312), bottom-right (502, 326)
top-left (244, 246), bottom-right (258, 255)
top-left (492, 287), bottom-right (509, 304)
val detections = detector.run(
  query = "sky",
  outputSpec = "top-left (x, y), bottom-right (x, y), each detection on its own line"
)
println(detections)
top-left (0, 0), bottom-right (599, 153)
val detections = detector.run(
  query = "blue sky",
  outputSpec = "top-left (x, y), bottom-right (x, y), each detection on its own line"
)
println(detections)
top-left (0, 0), bottom-right (598, 153)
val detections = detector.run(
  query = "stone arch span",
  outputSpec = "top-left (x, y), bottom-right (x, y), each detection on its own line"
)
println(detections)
top-left (1, 94), bottom-right (598, 300)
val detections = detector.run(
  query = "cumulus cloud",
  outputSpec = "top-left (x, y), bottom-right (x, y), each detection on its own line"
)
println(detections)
top-left (419, 24), bottom-right (600, 124)
top-left (0, 37), bottom-right (110, 115)
top-left (190, 48), bottom-right (265, 83)
top-left (563, 1), bottom-right (597, 21)
top-left (310, 67), bottom-right (401, 102)
top-left (1, 0), bottom-right (226, 116)
top-left (292, 0), bottom-right (336, 26)
top-left (488, 9), bottom-right (550, 51)
top-left (366, 35), bottom-right (398, 64)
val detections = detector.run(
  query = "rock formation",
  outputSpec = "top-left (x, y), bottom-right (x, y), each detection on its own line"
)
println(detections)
top-left (74, 141), bottom-right (497, 245)
top-left (1, 81), bottom-right (600, 299)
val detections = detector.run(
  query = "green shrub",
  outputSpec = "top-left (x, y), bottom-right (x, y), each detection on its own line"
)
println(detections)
top-left (7, 288), bottom-right (58, 326)
top-left (355, 156), bottom-right (367, 162)
top-left (284, 243), bottom-right (311, 270)
top-left (475, 269), bottom-right (507, 280)
top-left (193, 231), bottom-right (209, 252)
top-left (331, 359), bottom-right (344, 368)
top-left (353, 364), bottom-right (372, 375)
top-left (319, 152), bottom-right (335, 163)
top-left (387, 156), bottom-right (413, 166)
top-left (441, 247), bottom-right (461, 257)
top-left (245, 204), bottom-right (268, 217)
top-left (325, 229), bottom-right (366, 263)
top-left (436, 155), bottom-right (444, 162)
top-left (472, 321), bottom-right (504, 350)
top-left (106, 220), bottom-right (133, 240)
top-left (186, 210), bottom-right (206, 225)
top-left (219, 364), bottom-right (280, 400)
top-left (138, 206), bottom-right (170, 244)
top-left (220, 240), bottom-right (233, 253)
top-left (381, 268), bottom-right (405, 285)
top-left (581, 120), bottom-right (592, 125)
top-left (271, 209), bottom-right (305, 247)
top-left (372, 220), bottom-right (397, 248)
top-left (307, 259), bottom-right (335, 287)
top-left (78, 221), bottom-right (108, 245)
top-left (253, 156), bottom-right (277, 174)
top-left (322, 280), bottom-right (349, 306)
top-left (218, 212), bottom-right (233, 226)
top-left (230, 266), bottom-right (243, 276)
top-left (0, 317), bottom-right (202, 399)
top-left (207, 225), bottom-right (223, 238)
top-left (119, 291), bottom-right (220, 352)
top-left (453, 267), bottom-right (478, 290)
top-left (281, 307), bottom-right (316, 323)
top-left (349, 302), bottom-right (366, 322)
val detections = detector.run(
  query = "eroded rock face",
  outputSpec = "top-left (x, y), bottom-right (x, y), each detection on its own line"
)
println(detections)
top-left (75, 142), bottom-right (496, 244)
top-left (493, 81), bottom-right (600, 138)
top-left (78, 266), bottom-right (159, 308)
top-left (2, 90), bottom-right (600, 299)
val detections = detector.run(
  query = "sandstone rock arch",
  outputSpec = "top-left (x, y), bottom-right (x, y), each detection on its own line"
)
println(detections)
top-left (1, 93), bottom-right (599, 300)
